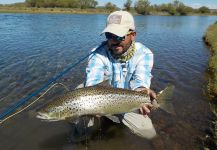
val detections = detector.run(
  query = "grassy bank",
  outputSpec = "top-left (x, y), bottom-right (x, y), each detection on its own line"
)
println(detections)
top-left (0, 6), bottom-right (217, 16)
top-left (203, 22), bottom-right (217, 149)
top-left (0, 7), bottom-right (110, 14)
top-left (204, 22), bottom-right (217, 100)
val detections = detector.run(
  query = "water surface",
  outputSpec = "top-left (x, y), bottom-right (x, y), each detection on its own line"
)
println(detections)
top-left (0, 14), bottom-right (217, 150)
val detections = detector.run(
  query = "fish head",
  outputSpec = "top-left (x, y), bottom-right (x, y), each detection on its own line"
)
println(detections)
top-left (36, 106), bottom-right (66, 121)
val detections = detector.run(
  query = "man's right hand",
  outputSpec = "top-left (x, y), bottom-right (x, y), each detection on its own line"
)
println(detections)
top-left (135, 87), bottom-right (156, 116)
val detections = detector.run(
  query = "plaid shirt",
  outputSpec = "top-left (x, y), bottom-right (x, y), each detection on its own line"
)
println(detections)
top-left (85, 42), bottom-right (153, 90)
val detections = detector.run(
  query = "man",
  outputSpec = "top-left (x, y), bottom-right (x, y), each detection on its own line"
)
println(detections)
top-left (85, 11), bottom-right (156, 115)
top-left (84, 11), bottom-right (157, 138)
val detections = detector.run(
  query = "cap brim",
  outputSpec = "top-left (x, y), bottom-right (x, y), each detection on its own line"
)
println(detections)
top-left (101, 24), bottom-right (129, 37)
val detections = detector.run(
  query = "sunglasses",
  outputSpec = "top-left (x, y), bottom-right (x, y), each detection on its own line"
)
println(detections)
top-left (105, 32), bottom-right (127, 42)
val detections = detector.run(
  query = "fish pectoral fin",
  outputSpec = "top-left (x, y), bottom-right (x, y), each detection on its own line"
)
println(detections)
top-left (105, 115), bottom-right (121, 123)
top-left (75, 83), bottom-right (85, 89)
top-left (87, 117), bottom-right (94, 127)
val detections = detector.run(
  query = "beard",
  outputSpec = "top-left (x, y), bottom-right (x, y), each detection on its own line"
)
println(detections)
top-left (109, 41), bottom-right (132, 57)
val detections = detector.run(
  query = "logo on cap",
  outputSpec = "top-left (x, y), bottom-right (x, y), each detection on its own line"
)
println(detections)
top-left (108, 15), bottom-right (122, 24)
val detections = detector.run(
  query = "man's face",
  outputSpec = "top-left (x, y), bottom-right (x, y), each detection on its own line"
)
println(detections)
top-left (106, 32), bottom-right (136, 56)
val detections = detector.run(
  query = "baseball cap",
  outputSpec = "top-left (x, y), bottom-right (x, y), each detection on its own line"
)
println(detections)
top-left (102, 11), bottom-right (135, 37)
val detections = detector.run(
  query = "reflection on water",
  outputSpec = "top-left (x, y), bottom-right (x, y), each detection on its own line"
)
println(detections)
top-left (0, 14), bottom-right (217, 150)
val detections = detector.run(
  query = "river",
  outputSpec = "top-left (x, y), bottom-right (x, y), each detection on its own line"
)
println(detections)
top-left (0, 14), bottom-right (217, 150)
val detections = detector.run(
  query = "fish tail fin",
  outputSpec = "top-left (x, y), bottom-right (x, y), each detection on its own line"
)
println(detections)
top-left (156, 85), bottom-right (175, 115)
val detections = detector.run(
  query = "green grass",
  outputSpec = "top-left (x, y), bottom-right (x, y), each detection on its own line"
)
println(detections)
top-left (204, 22), bottom-right (217, 100)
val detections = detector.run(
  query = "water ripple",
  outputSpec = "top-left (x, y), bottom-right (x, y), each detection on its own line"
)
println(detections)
top-left (0, 14), bottom-right (217, 150)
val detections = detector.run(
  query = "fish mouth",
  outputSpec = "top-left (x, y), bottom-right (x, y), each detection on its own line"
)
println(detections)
top-left (36, 112), bottom-right (59, 122)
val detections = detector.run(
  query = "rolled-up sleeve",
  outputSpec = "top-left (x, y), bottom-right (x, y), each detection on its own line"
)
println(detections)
top-left (130, 51), bottom-right (153, 90)
top-left (85, 52), bottom-right (105, 87)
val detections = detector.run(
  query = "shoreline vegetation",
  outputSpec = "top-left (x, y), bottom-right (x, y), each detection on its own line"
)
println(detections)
top-left (0, 7), bottom-right (111, 14)
top-left (204, 22), bottom-right (217, 100)
top-left (0, 0), bottom-right (217, 16)
top-left (203, 22), bottom-right (217, 149)
top-left (0, 6), bottom-right (216, 16)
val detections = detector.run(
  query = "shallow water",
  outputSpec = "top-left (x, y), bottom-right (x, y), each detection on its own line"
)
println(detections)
top-left (0, 14), bottom-right (217, 150)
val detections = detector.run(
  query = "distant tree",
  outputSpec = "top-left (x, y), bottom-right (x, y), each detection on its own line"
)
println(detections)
top-left (134, 0), bottom-right (150, 15)
top-left (35, 0), bottom-right (45, 8)
top-left (157, 3), bottom-right (176, 15)
top-left (148, 5), bottom-right (155, 12)
top-left (173, 1), bottom-right (193, 15)
top-left (55, 0), bottom-right (75, 8)
top-left (176, 3), bottom-right (187, 15)
top-left (68, 0), bottom-right (80, 8)
top-left (167, 3), bottom-right (176, 15)
top-left (172, 0), bottom-right (181, 8)
top-left (184, 6), bottom-right (194, 13)
top-left (25, 0), bottom-right (97, 8)
top-left (105, 2), bottom-right (117, 12)
top-left (155, 1), bottom-right (192, 15)
top-left (26, 0), bottom-right (37, 7)
top-left (49, 0), bottom-right (58, 8)
top-left (158, 4), bottom-right (167, 12)
top-left (152, 4), bottom-right (160, 11)
top-left (78, 0), bottom-right (98, 9)
top-left (124, 0), bottom-right (132, 11)
top-left (198, 6), bottom-right (210, 13)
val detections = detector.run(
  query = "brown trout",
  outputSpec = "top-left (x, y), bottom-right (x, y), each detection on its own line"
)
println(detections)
top-left (36, 84), bottom-right (174, 122)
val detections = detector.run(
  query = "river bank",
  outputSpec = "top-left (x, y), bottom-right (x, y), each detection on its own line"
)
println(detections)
top-left (203, 22), bottom-right (217, 148)
top-left (0, 6), bottom-right (217, 16)
top-left (204, 22), bottom-right (217, 100)
top-left (0, 7), bottom-right (110, 14)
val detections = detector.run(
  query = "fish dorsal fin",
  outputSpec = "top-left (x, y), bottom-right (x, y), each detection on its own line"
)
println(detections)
top-left (156, 85), bottom-right (176, 115)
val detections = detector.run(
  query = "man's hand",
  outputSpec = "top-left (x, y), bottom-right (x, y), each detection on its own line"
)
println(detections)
top-left (135, 87), bottom-right (157, 116)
